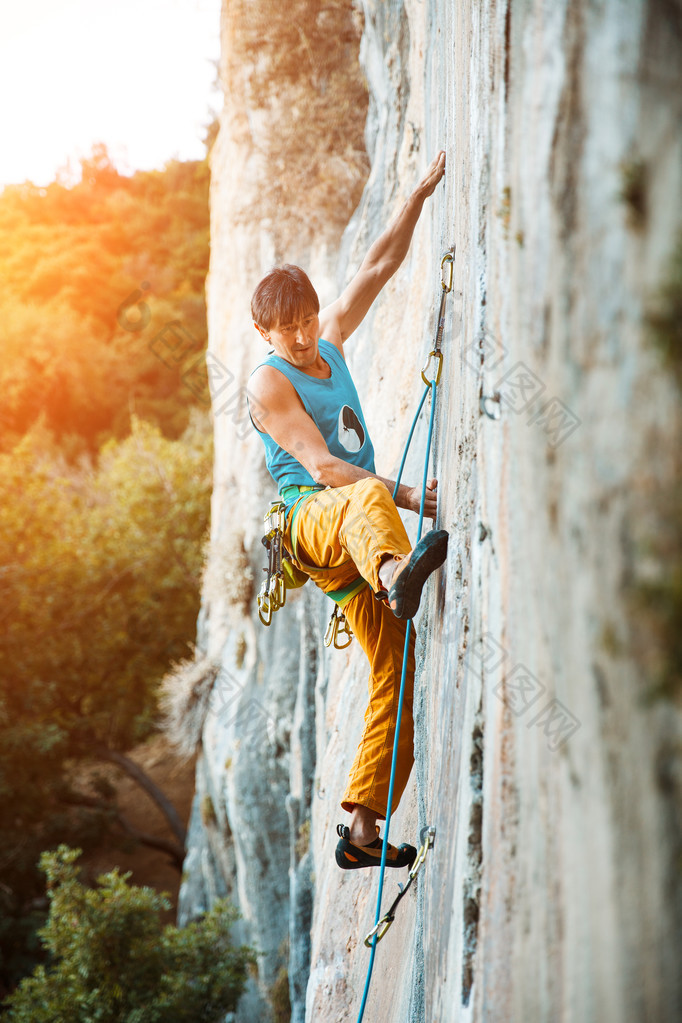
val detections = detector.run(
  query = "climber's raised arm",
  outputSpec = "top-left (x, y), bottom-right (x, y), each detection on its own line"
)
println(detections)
top-left (319, 150), bottom-right (446, 347)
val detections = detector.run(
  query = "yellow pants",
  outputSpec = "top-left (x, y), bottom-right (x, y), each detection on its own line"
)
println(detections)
top-left (286, 477), bottom-right (416, 819)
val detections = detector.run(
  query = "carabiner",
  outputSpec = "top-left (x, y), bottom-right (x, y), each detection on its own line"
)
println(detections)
top-left (324, 606), bottom-right (354, 649)
top-left (268, 572), bottom-right (285, 611)
top-left (408, 824), bottom-right (436, 880)
top-left (323, 613), bottom-right (335, 648)
top-left (257, 582), bottom-right (272, 626)
top-left (363, 912), bottom-right (394, 947)
top-left (334, 612), bottom-right (353, 649)
top-left (421, 349), bottom-right (443, 387)
top-left (440, 249), bottom-right (454, 293)
top-left (263, 501), bottom-right (286, 541)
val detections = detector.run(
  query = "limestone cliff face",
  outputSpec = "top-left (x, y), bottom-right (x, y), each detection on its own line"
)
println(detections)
top-left (178, 2), bottom-right (682, 1021)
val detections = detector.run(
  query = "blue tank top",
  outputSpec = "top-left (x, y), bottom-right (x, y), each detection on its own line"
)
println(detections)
top-left (251, 339), bottom-right (375, 504)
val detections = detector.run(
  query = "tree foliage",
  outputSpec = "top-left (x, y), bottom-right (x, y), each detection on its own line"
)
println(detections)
top-left (0, 144), bottom-right (210, 454)
top-left (0, 146), bottom-right (215, 990)
top-left (0, 415), bottom-right (212, 768)
top-left (3, 846), bottom-right (254, 1023)
top-left (0, 414), bottom-right (212, 993)
top-left (0, 144), bottom-right (215, 995)
top-left (0, 414), bottom-right (212, 755)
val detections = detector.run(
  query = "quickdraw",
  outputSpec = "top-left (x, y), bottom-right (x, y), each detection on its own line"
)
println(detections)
top-left (363, 825), bottom-right (437, 947)
top-left (421, 248), bottom-right (454, 387)
top-left (257, 502), bottom-right (288, 626)
top-left (324, 605), bottom-right (353, 649)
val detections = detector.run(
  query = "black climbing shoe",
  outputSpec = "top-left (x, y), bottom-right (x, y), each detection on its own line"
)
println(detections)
top-left (335, 824), bottom-right (417, 870)
top-left (387, 529), bottom-right (449, 619)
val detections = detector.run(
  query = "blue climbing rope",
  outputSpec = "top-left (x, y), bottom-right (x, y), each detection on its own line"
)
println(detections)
top-left (354, 377), bottom-right (438, 1023)
top-left (354, 248), bottom-right (454, 1021)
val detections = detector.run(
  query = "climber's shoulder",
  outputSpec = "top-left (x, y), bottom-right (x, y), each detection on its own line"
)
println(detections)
top-left (248, 362), bottom-right (307, 431)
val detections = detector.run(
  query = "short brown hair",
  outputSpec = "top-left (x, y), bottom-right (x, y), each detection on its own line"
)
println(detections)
top-left (251, 264), bottom-right (320, 331)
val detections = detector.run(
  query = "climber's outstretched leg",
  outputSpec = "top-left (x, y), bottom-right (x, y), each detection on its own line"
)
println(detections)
top-left (283, 479), bottom-right (449, 870)
top-left (334, 586), bottom-right (418, 869)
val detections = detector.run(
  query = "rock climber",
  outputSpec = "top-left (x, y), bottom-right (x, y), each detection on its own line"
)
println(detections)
top-left (248, 151), bottom-right (448, 870)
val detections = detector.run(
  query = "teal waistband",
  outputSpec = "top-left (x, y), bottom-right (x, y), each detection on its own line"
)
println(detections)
top-left (326, 576), bottom-right (368, 607)
top-left (280, 484), bottom-right (324, 508)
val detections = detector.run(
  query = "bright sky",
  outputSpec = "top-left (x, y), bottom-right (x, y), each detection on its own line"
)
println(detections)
top-left (0, 0), bottom-right (222, 187)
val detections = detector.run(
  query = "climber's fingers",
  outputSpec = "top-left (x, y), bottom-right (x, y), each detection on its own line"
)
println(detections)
top-left (422, 480), bottom-right (439, 519)
top-left (416, 151), bottom-right (446, 199)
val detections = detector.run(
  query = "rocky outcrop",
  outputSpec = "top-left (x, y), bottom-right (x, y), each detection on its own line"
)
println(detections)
top-left (175, 3), bottom-right (368, 1021)
top-left (178, 1), bottom-right (682, 1021)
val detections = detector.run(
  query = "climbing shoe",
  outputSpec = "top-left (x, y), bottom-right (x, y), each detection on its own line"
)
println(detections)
top-left (335, 824), bottom-right (417, 870)
top-left (387, 529), bottom-right (449, 619)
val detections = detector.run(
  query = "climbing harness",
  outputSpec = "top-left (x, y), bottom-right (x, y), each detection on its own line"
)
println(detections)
top-left (257, 502), bottom-right (286, 626)
top-left (363, 825), bottom-right (436, 946)
top-left (256, 499), bottom-right (356, 648)
top-left (257, 501), bottom-right (307, 625)
top-left (355, 247), bottom-right (455, 1023)
top-left (324, 604), bottom-right (353, 649)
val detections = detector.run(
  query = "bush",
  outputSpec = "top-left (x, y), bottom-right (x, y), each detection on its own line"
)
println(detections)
top-left (3, 846), bottom-right (255, 1023)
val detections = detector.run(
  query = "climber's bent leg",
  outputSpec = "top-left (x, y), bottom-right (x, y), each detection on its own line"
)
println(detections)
top-left (290, 477), bottom-right (412, 593)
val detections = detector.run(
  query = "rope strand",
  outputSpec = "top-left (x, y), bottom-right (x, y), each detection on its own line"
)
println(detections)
top-left (355, 380), bottom-right (438, 1023)
top-left (354, 248), bottom-right (453, 1021)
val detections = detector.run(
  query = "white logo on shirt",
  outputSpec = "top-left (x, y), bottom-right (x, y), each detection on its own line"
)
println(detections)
top-left (337, 405), bottom-right (365, 453)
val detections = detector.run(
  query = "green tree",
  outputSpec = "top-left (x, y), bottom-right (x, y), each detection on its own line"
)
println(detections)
top-left (0, 411), bottom-right (211, 809)
top-left (3, 846), bottom-right (254, 1023)
top-left (0, 414), bottom-right (212, 991)
top-left (0, 143), bottom-right (217, 996)
top-left (0, 144), bottom-right (211, 453)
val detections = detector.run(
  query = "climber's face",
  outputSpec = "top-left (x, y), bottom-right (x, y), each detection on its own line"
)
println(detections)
top-left (255, 309), bottom-right (321, 369)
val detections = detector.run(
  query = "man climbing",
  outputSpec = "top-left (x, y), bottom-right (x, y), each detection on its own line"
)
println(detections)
top-left (248, 151), bottom-right (448, 870)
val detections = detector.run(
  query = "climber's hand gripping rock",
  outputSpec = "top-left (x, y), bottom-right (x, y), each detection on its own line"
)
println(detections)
top-left (404, 477), bottom-right (438, 518)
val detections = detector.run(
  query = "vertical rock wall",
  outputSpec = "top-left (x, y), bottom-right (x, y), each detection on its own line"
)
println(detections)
top-left (179, 1), bottom-right (682, 1021)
